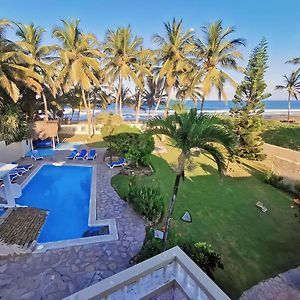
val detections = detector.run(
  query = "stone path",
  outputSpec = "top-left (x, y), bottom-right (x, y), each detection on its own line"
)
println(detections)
top-left (0, 148), bottom-right (145, 299)
top-left (240, 267), bottom-right (300, 300)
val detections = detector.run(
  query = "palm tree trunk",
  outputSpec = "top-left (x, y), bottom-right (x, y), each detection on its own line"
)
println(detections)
top-left (116, 76), bottom-right (122, 116)
top-left (135, 92), bottom-right (142, 124)
top-left (81, 88), bottom-right (91, 138)
top-left (155, 97), bottom-right (161, 114)
top-left (164, 87), bottom-right (172, 117)
top-left (42, 92), bottom-right (49, 121)
top-left (288, 92), bottom-right (291, 123)
top-left (162, 151), bottom-right (186, 251)
top-left (200, 97), bottom-right (205, 114)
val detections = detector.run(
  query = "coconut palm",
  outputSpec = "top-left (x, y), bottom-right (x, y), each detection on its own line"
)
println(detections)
top-left (103, 26), bottom-right (151, 117)
top-left (52, 19), bottom-right (103, 136)
top-left (153, 19), bottom-right (195, 116)
top-left (0, 19), bottom-right (43, 103)
top-left (147, 109), bottom-right (236, 249)
top-left (15, 22), bottom-right (57, 121)
top-left (194, 20), bottom-right (245, 112)
top-left (143, 76), bottom-right (166, 117)
top-left (275, 71), bottom-right (300, 122)
top-left (176, 69), bottom-right (203, 108)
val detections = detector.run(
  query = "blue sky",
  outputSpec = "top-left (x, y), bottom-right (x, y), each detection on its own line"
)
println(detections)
top-left (2, 0), bottom-right (300, 99)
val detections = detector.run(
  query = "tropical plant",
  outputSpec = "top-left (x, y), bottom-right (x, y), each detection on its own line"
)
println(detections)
top-left (103, 26), bottom-right (151, 116)
top-left (142, 76), bottom-right (166, 117)
top-left (0, 19), bottom-right (43, 103)
top-left (176, 69), bottom-right (203, 108)
top-left (153, 19), bottom-right (195, 116)
top-left (0, 101), bottom-right (28, 143)
top-left (147, 109), bottom-right (236, 249)
top-left (230, 38), bottom-right (271, 160)
top-left (171, 101), bottom-right (187, 114)
top-left (52, 19), bottom-right (103, 136)
top-left (127, 179), bottom-right (164, 223)
top-left (15, 22), bottom-right (57, 121)
top-left (194, 20), bottom-right (245, 112)
top-left (275, 71), bottom-right (300, 122)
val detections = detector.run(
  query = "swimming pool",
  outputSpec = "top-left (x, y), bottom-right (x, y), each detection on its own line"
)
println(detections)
top-left (17, 164), bottom-right (93, 243)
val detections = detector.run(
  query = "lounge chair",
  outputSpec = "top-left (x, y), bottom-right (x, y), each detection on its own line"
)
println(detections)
top-left (256, 201), bottom-right (268, 213)
top-left (66, 149), bottom-right (78, 160)
top-left (9, 169), bottom-right (26, 177)
top-left (31, 150), bottom-right (43, 161)
top-left (12, 163), bottom-right (33, 171)
top-left (107, 157), bottom-right (126, 169)
top-left (87, 149), bottom-right (97, 160)
top-left (76, 149), bottom-right (87, 160)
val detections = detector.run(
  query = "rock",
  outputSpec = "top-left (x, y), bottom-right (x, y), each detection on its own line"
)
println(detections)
top-left (85, 264), bottom-right (94, 272)
top-left (71, 264), bottom-right (79, 272)
top-left (181, 211), bottom-right (192, 222)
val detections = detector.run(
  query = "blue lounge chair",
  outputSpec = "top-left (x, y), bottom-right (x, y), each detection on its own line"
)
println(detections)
top-left (66, 149), bottom-right (78, 159)
top-left (107, 157), bottom-right (126, 169)
top-left (76, 149), bottom-right (87, 160)
top-left (87, 149), bottom-right (97, 160)
top-left (9, 169), bottom-right (26, 177)
top-left (13, 164), bottom-right (33, 171)
top-left (31, 150), bottom-right (43, 161)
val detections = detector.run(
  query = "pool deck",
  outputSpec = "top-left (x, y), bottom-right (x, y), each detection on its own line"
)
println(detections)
top-left (0, 148), bottom-right (145, 299)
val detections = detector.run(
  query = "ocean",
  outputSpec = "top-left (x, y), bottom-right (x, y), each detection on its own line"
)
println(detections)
top-left (64, 100), bottom-right (300, 122)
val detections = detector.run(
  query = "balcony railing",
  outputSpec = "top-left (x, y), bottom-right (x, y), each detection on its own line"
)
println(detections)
top-left (64, 246), bottom-right (230, 300)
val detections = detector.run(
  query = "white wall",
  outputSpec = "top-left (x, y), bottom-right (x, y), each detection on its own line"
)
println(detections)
top-left (0, 139), bottom-right (31, 163)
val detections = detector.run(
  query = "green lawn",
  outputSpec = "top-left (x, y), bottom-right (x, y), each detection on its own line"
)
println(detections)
top-left (111, 148), bottom-right (300, 299)
top-left (262, 121), bottom-right (300, 151)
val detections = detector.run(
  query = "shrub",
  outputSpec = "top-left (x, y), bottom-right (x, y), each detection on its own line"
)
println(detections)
top-left (294, 182), bottom-right (300, 198)
top-left (0, 102), bottom-right (28, 144)
top-left (127, 180), bottom-right (164, 224)
top-left (104, 132), bottom-right (154, 166)
top-left (135, 236), bottom-right (223, 279)
top-left (176, 240), bottom-right (224, 279)
top-left (264, 171), bottom-right (283, 186)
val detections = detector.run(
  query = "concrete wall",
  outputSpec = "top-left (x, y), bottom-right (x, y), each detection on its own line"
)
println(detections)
top-left (0, 140), bottom-right (31, 163)
top-left (263, 143), bottom-right (300, 190)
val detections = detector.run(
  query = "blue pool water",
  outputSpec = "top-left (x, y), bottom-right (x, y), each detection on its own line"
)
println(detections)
top-left (17, 164), bottom-right (92, 243)
top-left (55, 142), bottom-right (82, 151)
top-left (26, 148), bottom-right (56, 157)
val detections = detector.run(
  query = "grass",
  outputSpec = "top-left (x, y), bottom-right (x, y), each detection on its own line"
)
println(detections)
top-left (262, 120), bottom-right (300, 151)
top-left (111, 146), bottom-right (300, 299)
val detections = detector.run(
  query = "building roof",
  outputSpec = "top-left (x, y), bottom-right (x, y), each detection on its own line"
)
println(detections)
top-left (0, 163), bottom-right (16, 179)
top-left (0, 207), bottom-right (47, 249)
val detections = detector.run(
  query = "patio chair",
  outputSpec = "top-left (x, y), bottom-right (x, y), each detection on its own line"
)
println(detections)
top-left (9, 169), bottom-right (26, 177)
top-left (12, 164), bottom-right (33, 171)
top-left (31, 150), bottom-right (43, 161)
top-left (87, 149), bottom-right (97, 160)
top-left (107, 157), bottom-right (126, 169)
top-left (76, 149), bottom-right (88, 160)
top-left (66, 149), bottom-right (78, 160)
top-left (256, 201), bottom-right (268, 213)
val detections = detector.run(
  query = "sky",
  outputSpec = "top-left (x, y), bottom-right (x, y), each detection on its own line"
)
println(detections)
top-left (2, 0), bottom-right (300, 100)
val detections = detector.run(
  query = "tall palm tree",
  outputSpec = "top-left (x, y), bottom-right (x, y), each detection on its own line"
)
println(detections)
top-left (52, 20), bottom-right (103, 136)
top-left (153, 19), bottom-right (195, 116)
top-left (176, 69), bottom-right (203, 108)
top-left (275, 71), bottom-right (300, 122)
top-left (0, 19), bottom-right (43, 103)
top-left (194, 20), bottom-right (245, 112)
top-left (103, 26), bottom-right (151, 117)
top-left (15, 22), bottom-right (57, 121)
top-left (147, 109), bottom-right (235, 249)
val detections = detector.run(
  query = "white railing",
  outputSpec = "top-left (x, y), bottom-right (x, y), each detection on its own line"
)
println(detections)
top-left (64, 246), bottom-right (230, 300)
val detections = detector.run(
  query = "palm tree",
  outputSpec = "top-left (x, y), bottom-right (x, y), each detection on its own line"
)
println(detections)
top-left (15, 22), bottom-right (57, 121)
top-left (52, 19), bottom-right (103, 137)
top-left (0, 19), bottom-right (43, 103)
top-left (275, 71), bottom-right (300, 122)
top-left (147, 109), bottom-right (235, 249)
top-left (176, 69), bottom-right (203, 108)
top-left (194, 20), bottom-right (245, 112)
top-left (143, 76), bottom-right (166, 118)
top-left (103, 26), bottom-right (151, 117)
top-left (153, 19), bottom-right (195, 116)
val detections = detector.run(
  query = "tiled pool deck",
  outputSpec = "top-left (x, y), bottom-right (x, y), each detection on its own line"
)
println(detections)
top-left (0, 148), bottom-right (145, 299)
